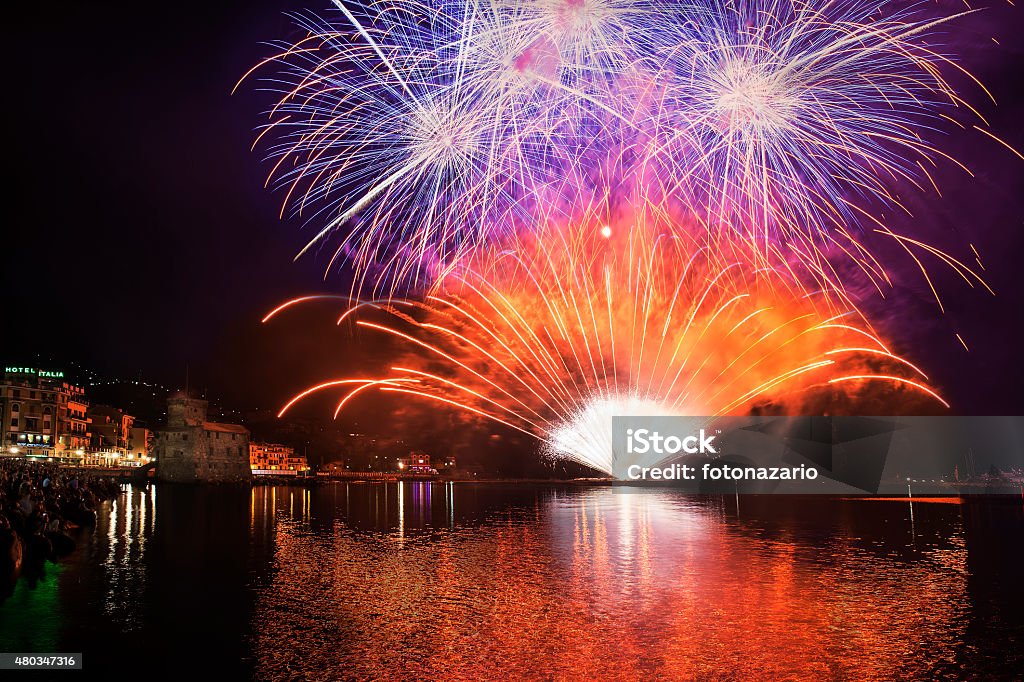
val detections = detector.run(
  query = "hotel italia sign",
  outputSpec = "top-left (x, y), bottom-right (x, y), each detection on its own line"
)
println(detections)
top-left (4, 367), bottom-right (65, 379)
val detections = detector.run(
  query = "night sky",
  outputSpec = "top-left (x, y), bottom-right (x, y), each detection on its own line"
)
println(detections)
top-left (6, 0), bottom-right (1024, 427)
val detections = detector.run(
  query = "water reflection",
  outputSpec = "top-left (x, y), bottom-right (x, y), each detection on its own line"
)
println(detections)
top-left (100, 485), bottom-right (156, 629)
top-left (249, 484), bottom-right (1022, 679)
top-left (1, 482), bottom-right (1021, 678)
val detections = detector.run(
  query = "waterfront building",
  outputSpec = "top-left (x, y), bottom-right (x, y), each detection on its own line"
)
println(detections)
top-left (285, 448), bottom-right (309, 473)
top-left (397, 452), bottom-right (435, 474)
top-left (128, 425), bottom-right (153, 463)
top-left (250, 442), bottom-right (308, 475)
top-left (85, 404), bottom-right (143, 466)
top-left (1, 366), bottom-right (92, 462)
top-left (64, 385), bottom-right (91, 457)
top-left (88, 404), bottom-right (135, 452)
top-left (155, 392), bottom-right (251, 482)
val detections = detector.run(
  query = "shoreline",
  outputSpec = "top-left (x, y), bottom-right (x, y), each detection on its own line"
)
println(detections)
top-left (244, 476), bottom-right (1024, 501)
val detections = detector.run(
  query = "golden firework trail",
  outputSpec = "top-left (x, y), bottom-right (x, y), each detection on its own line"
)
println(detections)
top-left (270, 216), bottom-right (945, 475)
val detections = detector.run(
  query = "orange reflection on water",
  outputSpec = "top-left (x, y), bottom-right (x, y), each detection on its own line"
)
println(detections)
top-left (249, 485), bottom-right (978, 679)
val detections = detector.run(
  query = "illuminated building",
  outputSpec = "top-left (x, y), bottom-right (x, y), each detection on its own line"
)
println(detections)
top-left (397, 452), bottom-right (435, 474)
top-left (63, 385), bottom-right (91, 457)
top-left (85, 404), bottom-right (145, 466)
top-left (155, 392), bottom-right (251, 482)
top-left (250, 442), bottom-right (308, 476)
top-left (1, 366), bottom-right (92, 461)
top-left (128, 426), bottom-right (153, 463)
top-left (89, 404), bottom-right (135, 452)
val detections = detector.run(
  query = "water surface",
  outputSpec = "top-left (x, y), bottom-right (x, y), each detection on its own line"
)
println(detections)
top-left (1, 483), bottom-right (1021, 679)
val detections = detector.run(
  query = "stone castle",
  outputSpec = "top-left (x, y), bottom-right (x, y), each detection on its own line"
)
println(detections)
top-left (155, 393), bottom-right (251, 483)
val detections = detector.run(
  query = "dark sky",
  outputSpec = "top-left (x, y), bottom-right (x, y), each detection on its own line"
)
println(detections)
top-left (7, 0), bottom-right (327, 408)
top-left (5, 0), bottom-right (1024, 420)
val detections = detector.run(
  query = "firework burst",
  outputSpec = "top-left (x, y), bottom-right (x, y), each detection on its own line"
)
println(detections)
top-left (240, 0), bottom-right (675, 294)
top-left (655, 1), bottom-right (981, 232)
top-left (245, 1), bottom-right (1022, 466)
top-left (242, 0), bottom-right (1012, 309)
top-left (588, 0), bottom-right (1012, 314)
top-left (270, 217), bottom-right (945, 475)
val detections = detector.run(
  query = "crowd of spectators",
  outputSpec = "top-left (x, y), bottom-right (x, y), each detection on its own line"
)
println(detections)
top-left (1, 458), bottom-right (121, 568)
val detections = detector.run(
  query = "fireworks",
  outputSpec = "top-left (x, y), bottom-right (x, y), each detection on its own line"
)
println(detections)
top-left (657, 0), bottom-right (979, 235)
top-left (643, 0), bottom-right (1003, 308)
top-left (244, 1), bottom-right (1018, 473)
top-left (240, 0), bottom-right (670, 293)
top-left (271, 219), bottom-right (945, 475)
top-left (241, 0), bottom-right (1011, 302)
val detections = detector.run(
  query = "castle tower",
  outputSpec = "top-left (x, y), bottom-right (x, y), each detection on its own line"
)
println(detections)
top-left (166, 392), bottom-right (208, 427)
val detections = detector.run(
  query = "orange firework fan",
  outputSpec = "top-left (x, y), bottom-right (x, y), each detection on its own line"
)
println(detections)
top-left (270, 215), bottom-right (944, 475)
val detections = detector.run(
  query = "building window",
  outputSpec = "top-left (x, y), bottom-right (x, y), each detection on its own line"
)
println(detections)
top-left (11, 403), bottom-right (18, 413)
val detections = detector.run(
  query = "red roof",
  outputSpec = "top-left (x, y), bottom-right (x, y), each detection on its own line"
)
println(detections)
top-left (203, 421), bottom-right (249, 434)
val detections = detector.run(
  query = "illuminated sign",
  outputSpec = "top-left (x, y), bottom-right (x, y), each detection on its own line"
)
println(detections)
top-left (4, 367), bottom-right (65, 379)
